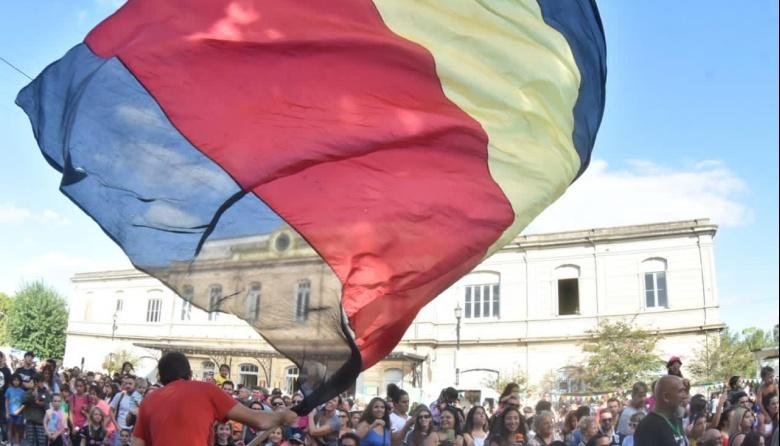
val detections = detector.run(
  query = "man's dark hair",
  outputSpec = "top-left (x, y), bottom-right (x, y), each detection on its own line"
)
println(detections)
top-left (222, 380), bottom-right (235, 389)
top-left (575, 405), bottom-right (590, 420)
top-left (585, 434), bottom-right (607, 446)
top-left (607, 397), bottom-right (619, 405)
top-left (339, 432), bottom-right (361, 446)
top-left (24, 351), bottom-right (34, 358)
top-left (631, 381), bottom-right (648, 396)
top-left (535, 400), bottom-right (552, 414)
top-left (442, 387), bottom-right (458, 402)
top-left (157, 351), bottom-right (192, 385)
top-left (729, 390), bottom-right (748, 406)
top-left (761, 366), bottom-right (774, 379)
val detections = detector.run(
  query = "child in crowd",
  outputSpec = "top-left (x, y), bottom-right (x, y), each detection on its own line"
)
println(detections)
top-left (80, 406), bottom-right (110, 446)
top-left (119, 429), bottom-right (132, 446)
top-left (4, 374), bottom-right (26, 446)
top-left (44, 393), bottom-right (68, 446)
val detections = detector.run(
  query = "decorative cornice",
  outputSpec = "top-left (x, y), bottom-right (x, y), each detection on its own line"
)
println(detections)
top-left (505, 219), bottom-right (717, 250)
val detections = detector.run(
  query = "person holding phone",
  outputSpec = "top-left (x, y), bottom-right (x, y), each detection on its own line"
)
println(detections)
top-left (426, 407), bottom-right (464, 446)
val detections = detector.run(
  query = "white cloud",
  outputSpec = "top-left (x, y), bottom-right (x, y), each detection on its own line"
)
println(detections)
top-left (0, 203), bottom-right (69, 225)
top-left (0, 203), bottom-right (31, 224)
top-left (0, 251), bottom-right (131, 297)
top-left (524, 159), bottom-right (752, 234)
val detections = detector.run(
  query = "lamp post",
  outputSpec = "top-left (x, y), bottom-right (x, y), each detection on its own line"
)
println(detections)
top-left (454, 303), bottom-right (462, 386)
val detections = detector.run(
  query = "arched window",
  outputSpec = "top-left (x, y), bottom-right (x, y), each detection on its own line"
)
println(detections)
top-left (294, 280), bottom-right (310, 323)
top-left (245, 282), bottom-right (261, 321)
top-left (208, 284), bottom-right (222, 321)
top-left (641, 258), bottom-right (668, 308)
top-left (146, 290), bottom-right (163, 322)
top-left (180, 285), bottom-right (193, 321)
top-left (555, 265), bottom-right (580, 316)
top-left (239, 363), bottom-right (259, 388)
top-left (383, 368), bottom-right (404, 389)
top-left (201, 361), bottom-right (215, 380)
top-left (284, 366), bottom-right (299, 395)
top-left (462, 272), bottom-right (500, 319)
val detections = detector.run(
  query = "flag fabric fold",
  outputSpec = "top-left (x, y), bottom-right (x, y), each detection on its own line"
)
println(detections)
top-left (17, 0), bottom-right (606, 413)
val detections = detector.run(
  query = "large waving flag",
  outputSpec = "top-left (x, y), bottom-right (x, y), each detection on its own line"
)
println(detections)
top-left (17, 0), bottom-right (605, 412)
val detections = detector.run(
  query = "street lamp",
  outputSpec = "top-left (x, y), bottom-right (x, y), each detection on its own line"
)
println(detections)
top-left (454, 303), bottom-right (462, 386)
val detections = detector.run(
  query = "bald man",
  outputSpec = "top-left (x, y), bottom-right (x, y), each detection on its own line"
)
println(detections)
top-left (698, 429), bottom-right (723, 446)
top-left (634, 375), bottom-right (689, 446)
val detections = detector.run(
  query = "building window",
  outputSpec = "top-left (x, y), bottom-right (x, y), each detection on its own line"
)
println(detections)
top-left (555, 265), bottom-right (581, 316)
top-left (642, 258), bottom-right (668, 308)
top-left (201, 361), bottom-right (215, 381)
top-left (239, 363), bottom-right (259, 388)
top-left (284, 366), bottom-right (299, 395)
top-left (383, 368), bottom-right (403, 389)
top-left (146, 298), bottom-right (162, 322)
top-left (558, 279), bottom-right (580, 315)
top-left (464, 284), bottom-right (500, 319)
top-left (114, 291), bottom-right (124, 315)
top-left (181, 285), bottom-right (193, 321)
top-left (245, 282), bottom-right (261, 321)
top-left (295, 280), bottom-right (310, 323)
top-left (209, 284), bottom-right (222, 321)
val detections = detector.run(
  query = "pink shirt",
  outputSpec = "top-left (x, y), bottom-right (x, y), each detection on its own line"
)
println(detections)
top-left (70, 393), bottom-right (90, 427)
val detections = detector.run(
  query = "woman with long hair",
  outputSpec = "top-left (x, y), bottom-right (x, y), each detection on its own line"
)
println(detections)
top-left (79, 406), bottom-right (109, 446)
top-left (463, 406), bottom-right (489, 446)
top-left (426, 407), bottom-right (463, 446)
top-left (487, 407), bottom-right (526, 446)
top-left (686, 413), bottom-right (706, 446)
top-left (728, 407), bottom-right (756, 446)
top-left (404, 407), bottom-right (434, 446)
top-left (388, 384), bottom-right (413, 446)
top-left (356, 397), bottom-right (392, 446)
top-left (561, 411), bottom-right (578, 445)
top-left (758, 394), bottom-right (778, 441)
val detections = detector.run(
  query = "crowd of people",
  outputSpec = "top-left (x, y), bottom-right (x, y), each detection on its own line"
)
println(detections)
top-left (0, 350), bottom-right (777, 446)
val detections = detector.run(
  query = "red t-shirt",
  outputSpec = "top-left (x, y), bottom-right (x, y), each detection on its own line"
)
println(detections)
top-left (132, 380), bottom-right (237, 446)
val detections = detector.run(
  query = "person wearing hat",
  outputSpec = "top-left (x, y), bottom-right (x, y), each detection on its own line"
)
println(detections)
top-left (666, 357), bottom-right (683, 378)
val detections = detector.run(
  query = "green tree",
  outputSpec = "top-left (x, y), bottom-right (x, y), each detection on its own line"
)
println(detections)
top-left (0, 291), bottom-right (12, 344)
top-left (102, 350), bottom-right (140, 374)
top-left (689, 327), bottom-right (774, 382)
top-left (6, 282), bottom-right (68, 359)
top-left (579, 320), bottom-right (663, 392)
top-left (489, 368), bottom-right (530, 396)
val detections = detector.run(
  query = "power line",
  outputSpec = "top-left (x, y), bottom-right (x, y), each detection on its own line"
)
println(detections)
top-left (0, 55), bottom-right (33, 81)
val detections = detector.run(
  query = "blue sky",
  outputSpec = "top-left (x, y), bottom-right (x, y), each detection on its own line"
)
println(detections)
top-left (0, 1), bottom-right (777, 333)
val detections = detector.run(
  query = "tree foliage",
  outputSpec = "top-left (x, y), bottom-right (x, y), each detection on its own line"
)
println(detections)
top-left (489, 367), bottom-right (530, 396)
top-left (579, 320), bottom-right (663, 392)
top-left (6, 282), bottom-right (68, 359)
top-left (0, 292), bottom-right (12, 344)
top-left (689, 327), bottom-right (775, 382)
top-left (102, 350), bottom-right (140, 374)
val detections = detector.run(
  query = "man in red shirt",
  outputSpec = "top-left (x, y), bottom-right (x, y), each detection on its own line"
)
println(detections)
top-left (132, 352), bottom-right (297, 446)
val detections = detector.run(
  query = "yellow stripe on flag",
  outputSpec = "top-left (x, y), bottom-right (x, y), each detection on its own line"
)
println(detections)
top-left (372, 0), bottom-right (582, 254)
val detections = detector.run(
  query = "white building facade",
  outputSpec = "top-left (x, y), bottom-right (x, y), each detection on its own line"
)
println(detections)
top-left (63, 219), bottom-right (723, 401)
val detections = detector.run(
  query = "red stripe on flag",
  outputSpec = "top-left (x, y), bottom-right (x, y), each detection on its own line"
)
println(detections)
top-left (86, 0), bottom-right (514, 368)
